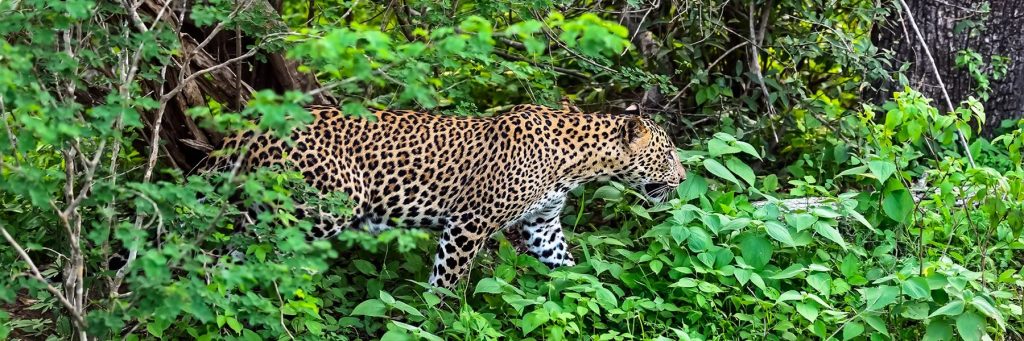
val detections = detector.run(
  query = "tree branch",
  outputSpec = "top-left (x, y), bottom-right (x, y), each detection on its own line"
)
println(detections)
top-left (897, 0), bottom-right (977, 167)
top-left (0, 224), bottom-right (87, 330)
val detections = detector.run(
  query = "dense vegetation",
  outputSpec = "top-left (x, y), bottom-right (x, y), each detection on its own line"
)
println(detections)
top-left (1, 0), bottom-right (1021, 340)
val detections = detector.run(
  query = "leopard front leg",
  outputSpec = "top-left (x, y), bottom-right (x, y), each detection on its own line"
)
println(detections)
top-left (519, 202), bottom-right (575, 268)
top-left (428, 220), bottom-right (492, 289)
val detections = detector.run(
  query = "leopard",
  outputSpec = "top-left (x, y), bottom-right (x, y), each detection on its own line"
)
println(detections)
top-left (207, 103), bottom-right (686, 289)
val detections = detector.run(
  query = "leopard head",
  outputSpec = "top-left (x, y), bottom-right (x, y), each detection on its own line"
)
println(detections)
top-left (616, 110), bottom-right (687, 203)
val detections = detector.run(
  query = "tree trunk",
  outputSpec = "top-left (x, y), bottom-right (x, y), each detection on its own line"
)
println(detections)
top-left (872, 0), bottom-right (1024, 136)
top-left (133, 0), bottom-right (330, 172)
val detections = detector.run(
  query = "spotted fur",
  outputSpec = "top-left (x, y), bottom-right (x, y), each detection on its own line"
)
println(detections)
top-left (211, 104), bottom-right (686, 289)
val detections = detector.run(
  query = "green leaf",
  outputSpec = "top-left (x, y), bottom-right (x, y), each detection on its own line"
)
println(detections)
top-left (864, 285), bottom-right (900, 311)
top-left (868, 160), bottom-right (897, 184)
top-left (677, 174), bottom-right (708, 201)
top-left (785, 213), bottom-right (817, 231)
top-left (474, 278), bottom-right (503, 295)
top-left (769, 264), bottom-right (806, 280)
top-left (882, 189), bottom-right (915, 223)
top-left (811, 207), bottom-right (841, 219)
top-left (733, 140), bottom-right (761, 159)
top-left (806, 273), bottom-right (832, 297)
top-left (796, 303), bottom-right (819, 322)
top-left (708, 138), bottom-right (741, 156)
top-left (305, 320), bottom-right (324, 335)
top-left (764, 221), bottom-right (797, 247)
top-left (845, 207), bottom-right (878, 233)
top-left (970, 296), bottom-right (1005, 329)
top-left (842, 322), bottom-right (865, 340)
top-left (902, 302), bottom-right (930, 320)
top-left (593, 185), bottom-right (623, 201)
top-left (725, 157), bottom-right (756, 186)
top-left (929, 300), bottom-right (965, 318)
top-left (521, 309), bottom-right (550, 335)
top-left (351, 299), bottom-right (388, 317)
top-left (813, 221), bottom-right (847, 250)
top-left (225, 316), bottom-right (242, 334)
top-left (955, 311), bottom-right (985, 341)
top-left (924, 319), bottom-right (954, 341)
top-left (649, 259), bottom-right (664, 274)
top-left (595, 287), bottom-right (618, 308)
top-left (391, 301), bottom-right (424, 318)
top-left (629, 205), bottom-right (652, 220)
top-left (902, 277), bottom-right (931, 300)
top-left (837, 165), bottom-right (870, 178)
top-left (861, 314), bottom-right (889, 337)
top-left (703, 159), bottom-right (744, 188)
top-left (353, 259), bottom-right (377, 275)
top-left (739, 234), bottom-right (773, 270)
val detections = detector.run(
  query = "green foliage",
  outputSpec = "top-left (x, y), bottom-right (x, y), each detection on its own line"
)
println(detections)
top-left (1, 0), bottom-right (1022, 340)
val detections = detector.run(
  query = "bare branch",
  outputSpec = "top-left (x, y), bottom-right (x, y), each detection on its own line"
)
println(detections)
top-left (748, 0), bottom-right (779, 143)
top-left (0, 224), bottom-right (87, 330)
top-left (896, 0), bottom-right (976, 167)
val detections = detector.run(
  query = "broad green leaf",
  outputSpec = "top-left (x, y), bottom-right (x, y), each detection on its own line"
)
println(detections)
top-left (764, 221), bottom-right (797, 247)
top-left (351, 299), bottom-right (388, 317)
top-left (813, 221), bottom-right (847, 250)
top-left (796, 303), bottom-right (819, 322)
top-left (629, 205), bottom-right (652, 220)
top-left (883, 189), bottom-right (915, 223)
top-left (785, 213), bottom-right (817, 231)
top-left (777, 290), bottom-right (803, 302)
top-left (305, 320), bottom-right (324, 335)
top-left (902, 277), bottom-right (931, 300)
top-left (924, 319), bottom-right (954, 341)
top-left (739, 234), bottom-right (773, 270)
top-left (769, 264), bottom-right (806, 279)
top-left (671, 278), bottom-right (698, 288)
top-left (806, 273), bottom-right (832, 297)
top-left (903, 302), bottom-right (930, 320)
top-left (970, 296), bottom-right (1005, 329)
top-left (391, 301), bottom-right (423, 317)
top-left (725, 157), bottom-right (756, 186)
top-left (955, 311), bottom-right (985, 341)
top-left (837, 165), bottom-right (870, 178)
top-left (677, 174), bottom-right (708, 201)
top-left (595, 287), bottom-right (618, 308)
top-left (593, 185), bottom-right (623, 201)
top-left (845, 207), bottom-right (878, 233)
top-left (868, 160), bottom-right (896, 184)
top-left (733, 140), bottom-right (761, 159)
top-left (474, 278), bottom-right (503, 295)
top-left (521, 309), bottom-right (550, 335)
top-left (650, 259), bottom-right (664, 274)
top-left (842, 322), bottom-right (865, 340)
top-left (811, 207), bottom-right (841, 219)
top-left (861, 314), bottom-right (889, 337)
top-left (703, 159), bottom-right (744, 188)
top-left (708, 138), bottom-right (741, 156)
top-left (863, 285), bottom-right (899, 311)
top-left (929, 300), bottom-right (965, 318)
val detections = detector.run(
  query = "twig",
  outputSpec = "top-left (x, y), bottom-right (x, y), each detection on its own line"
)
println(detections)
top-left (493, 49), bottom-right (589, 79)
top-left (0, 224), bottom-right (87, 329)
top-left (665, 41), bottom-right (749, 107)
top-left (273, 280), bottom-right (296, 340)
top-left (747, 0), bottom-right (779, 143)
top-left (897, 0), bottom-right (976, 167)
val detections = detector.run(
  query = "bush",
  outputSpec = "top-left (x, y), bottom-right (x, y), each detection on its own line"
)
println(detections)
top-left (0, 0), bottom-right (1021, 340)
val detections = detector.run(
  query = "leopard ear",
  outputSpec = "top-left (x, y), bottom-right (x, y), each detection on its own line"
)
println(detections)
top-left (622, 116), bottom-right (652, 148)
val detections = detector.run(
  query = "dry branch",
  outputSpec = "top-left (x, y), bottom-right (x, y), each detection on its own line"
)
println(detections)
top-left (896, 0), bottom-right (976, 167)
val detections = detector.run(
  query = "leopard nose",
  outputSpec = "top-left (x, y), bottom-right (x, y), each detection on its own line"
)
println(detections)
top-left (676, 165), bottom-right (687, 181)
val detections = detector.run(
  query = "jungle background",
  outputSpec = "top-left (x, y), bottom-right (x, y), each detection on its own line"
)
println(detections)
top-left (1, 0), bottom-right (1023, 339)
